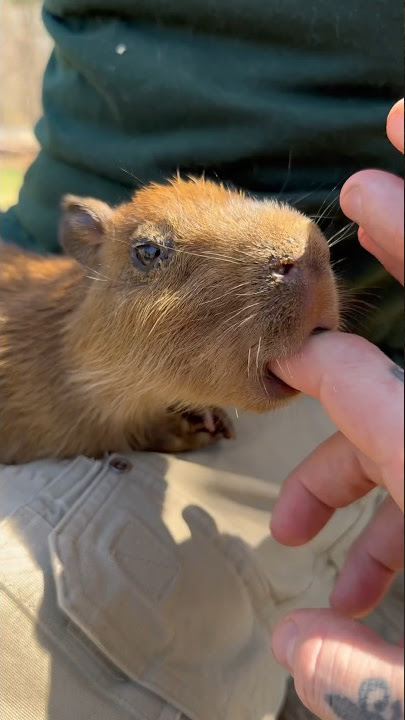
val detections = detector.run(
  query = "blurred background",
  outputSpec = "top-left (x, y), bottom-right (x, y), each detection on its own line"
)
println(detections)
top-left (0, 0), bottom-right (51, 210)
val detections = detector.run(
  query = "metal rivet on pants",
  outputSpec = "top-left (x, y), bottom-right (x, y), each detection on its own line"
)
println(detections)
top-left (109, 457), bottom-right (132, 473)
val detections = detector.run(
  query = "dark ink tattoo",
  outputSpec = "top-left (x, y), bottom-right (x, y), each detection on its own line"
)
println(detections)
top-left (390, 364), bottom-right (404, 383)
top-left (326, 679), bottom-right (403, 720)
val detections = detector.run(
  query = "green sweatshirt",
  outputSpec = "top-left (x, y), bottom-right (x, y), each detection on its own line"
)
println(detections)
top-left (1, 0), bottom-right (403, 357)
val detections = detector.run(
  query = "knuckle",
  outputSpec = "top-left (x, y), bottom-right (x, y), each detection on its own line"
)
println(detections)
top-left (294, 631), bottom-right (342, 716)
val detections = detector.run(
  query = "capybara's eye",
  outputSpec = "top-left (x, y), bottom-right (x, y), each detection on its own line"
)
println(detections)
top-left (131, 241), bottom-right (161, 270)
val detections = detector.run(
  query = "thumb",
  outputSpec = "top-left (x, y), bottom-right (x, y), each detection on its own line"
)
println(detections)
top-left (272, 610), bottom-right (404, 720)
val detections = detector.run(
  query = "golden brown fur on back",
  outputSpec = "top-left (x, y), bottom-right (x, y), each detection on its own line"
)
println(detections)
top-left (0, 179), bottom-right (339, 463)
top-left (1, 245), bottom-right (118, 461)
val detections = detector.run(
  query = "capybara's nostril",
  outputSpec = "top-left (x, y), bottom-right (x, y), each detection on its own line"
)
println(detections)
top-left (269, 260), bottom-right (297, 279)
top-left (279, 262), bottom-right (295, 276)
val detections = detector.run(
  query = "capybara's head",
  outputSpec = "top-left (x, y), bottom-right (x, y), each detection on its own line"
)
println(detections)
top-left (60, 178), bottom-right (339, 412)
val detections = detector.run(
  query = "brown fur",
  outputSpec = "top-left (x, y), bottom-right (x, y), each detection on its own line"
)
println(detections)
top-left (0, 178), bottom-right (339, 463)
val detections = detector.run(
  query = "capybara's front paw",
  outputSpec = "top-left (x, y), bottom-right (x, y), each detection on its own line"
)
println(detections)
top-left (151, 407), bottom-right (235, 453)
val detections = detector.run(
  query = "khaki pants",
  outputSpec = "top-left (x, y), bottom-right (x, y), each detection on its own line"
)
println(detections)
top-left (0, 398), bottom-right (381, 720)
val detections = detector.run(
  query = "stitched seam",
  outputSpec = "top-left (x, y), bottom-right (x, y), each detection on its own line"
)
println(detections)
top-left (1, 583), bottom-right (170, 720)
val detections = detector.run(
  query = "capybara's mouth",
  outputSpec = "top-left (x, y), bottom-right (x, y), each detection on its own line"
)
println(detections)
top-left (262, 368), bottom-right (298, 401)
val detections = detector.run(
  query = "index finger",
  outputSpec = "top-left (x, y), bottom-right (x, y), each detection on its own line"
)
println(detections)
top-left (270, 332), bottom-right (404, 508)
top-left (340, 99), bottom-right (404, 284)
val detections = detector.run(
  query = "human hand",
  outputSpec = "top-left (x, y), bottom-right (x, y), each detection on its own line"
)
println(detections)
top-left (270, 99), bottom-right (404, 720)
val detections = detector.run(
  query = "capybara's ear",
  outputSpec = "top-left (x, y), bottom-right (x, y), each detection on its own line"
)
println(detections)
top-left (58, 195), bottom-right (113, 267)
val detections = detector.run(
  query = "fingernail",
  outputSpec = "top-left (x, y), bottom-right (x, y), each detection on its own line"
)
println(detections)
top-left (272, 620), bottom-right (298, 671)
top-left (340, 185), bottom-right (363, 224)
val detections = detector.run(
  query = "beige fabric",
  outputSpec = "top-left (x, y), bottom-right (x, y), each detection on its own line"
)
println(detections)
top-left (0, 397), bottom-right (383, 720)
